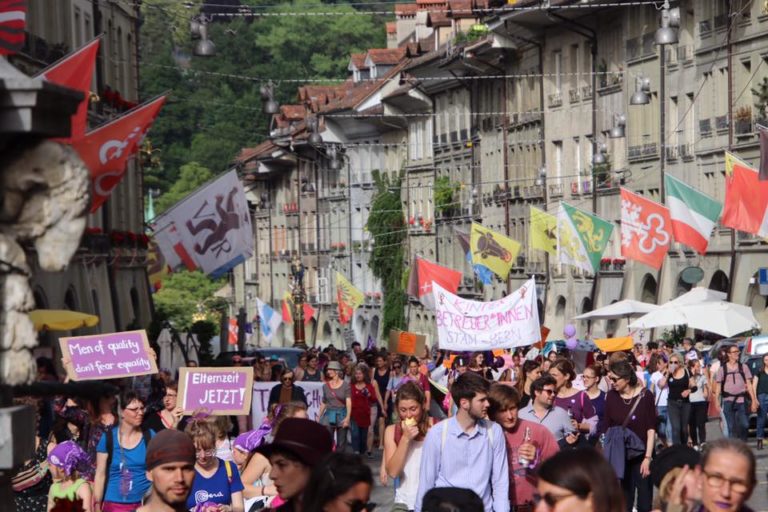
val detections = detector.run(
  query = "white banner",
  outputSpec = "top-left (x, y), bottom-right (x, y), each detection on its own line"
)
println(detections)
top-left (433, 278), bottom-right (540, 351)
top-left (251, 381), bottom-right (325, 427)
top-left (153, 170), bottom-right (254, 278)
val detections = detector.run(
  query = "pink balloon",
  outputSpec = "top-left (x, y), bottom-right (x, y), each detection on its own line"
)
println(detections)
top-left (563, 324), bottom-right (577, 338)
top-left (565, 337), bottom-right (578, 350)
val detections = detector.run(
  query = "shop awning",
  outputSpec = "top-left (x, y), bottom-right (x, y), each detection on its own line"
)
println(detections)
top-left (29, 309), bottom-right (99, 331)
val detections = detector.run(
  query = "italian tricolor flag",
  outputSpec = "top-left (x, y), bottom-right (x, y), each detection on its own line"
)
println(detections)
top-left (664, 174), bottom-right (722, 254)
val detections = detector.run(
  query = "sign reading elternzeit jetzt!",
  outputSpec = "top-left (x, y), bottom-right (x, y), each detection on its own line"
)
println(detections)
top-left (178, 367), bottom-right (254, 416)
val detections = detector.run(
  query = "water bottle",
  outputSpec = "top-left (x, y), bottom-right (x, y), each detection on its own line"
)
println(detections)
top-left (518, 426), bottom-right (531, 468)
top-left (567, 407), bottom-right (576, 434)
top-left (599, 433), bottom-right (606, 448)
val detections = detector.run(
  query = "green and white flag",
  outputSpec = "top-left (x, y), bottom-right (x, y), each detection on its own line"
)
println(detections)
top-left (557, 202), bottom-right (614, 273)
top-left (664, 174), bottom-right (722, 254)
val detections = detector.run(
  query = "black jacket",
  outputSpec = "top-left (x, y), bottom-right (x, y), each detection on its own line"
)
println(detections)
top-left (268, 383), bottom-right (308, 409)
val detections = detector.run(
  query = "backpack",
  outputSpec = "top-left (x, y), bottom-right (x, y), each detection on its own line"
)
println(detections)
top-left (104, 426), bottom-right (153, 492)
top-left (719, 363), bottom-right (748, 399)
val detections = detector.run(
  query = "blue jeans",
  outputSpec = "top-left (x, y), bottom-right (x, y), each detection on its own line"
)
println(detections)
top-left (756, 394), bottom-right (768, 439)
top-left (722, 399), bottom-right (749, 441)
top-left (657, 405), bottom-right (671, 442)
top-left (350, 418), bottom-right (368, 454)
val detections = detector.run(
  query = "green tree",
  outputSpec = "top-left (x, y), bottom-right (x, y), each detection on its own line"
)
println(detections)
top-left (367, 171), bottom-right (406, 335)
top-left (155, 161), bottom-right (214, 214)
top-left (152, 270), bottom-right (226, 332)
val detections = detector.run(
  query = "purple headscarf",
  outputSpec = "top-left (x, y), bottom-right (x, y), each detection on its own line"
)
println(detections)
top-left (48, 440), bottom-right (90, 476)
top-left (233, 421), bottom-right (273, 453)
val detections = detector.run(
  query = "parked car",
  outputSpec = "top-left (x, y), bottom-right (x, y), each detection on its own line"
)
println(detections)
top-left (744, 334), bottom-right (768, 356)
top-left (707, 338), bottom-right (747, 364)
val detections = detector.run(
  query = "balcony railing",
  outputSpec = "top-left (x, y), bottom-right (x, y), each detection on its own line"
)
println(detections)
top-left (666, 145), bottom-right (678, 161)
top-left (679, 143), bottom-right (694, 160)
top-left (548, 92), bottom-right (563, 107)
top-left (582, 85), bottom-right (593, 99)
top-left (549, 183), bottom-right (563, 198)
top-left (715, 115), bottom-right (729, 132)
top-left (569, 88), bottom-right (580, 103)
top-left (677, 45), bottom-right (693, 63)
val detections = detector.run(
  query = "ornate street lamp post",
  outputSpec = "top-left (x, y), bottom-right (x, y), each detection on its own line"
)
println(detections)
top-left (290, 256), bottom-right (307, 348)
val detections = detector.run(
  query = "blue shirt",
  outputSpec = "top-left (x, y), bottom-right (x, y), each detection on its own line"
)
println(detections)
top-left (518, 404), bottom-right (573, 442)
top-left (96, 428), bottom-right (155, 503)
top-left (187, 458), bottom-right (245, 508)
top-left (415, 417), bottom-right (509, 512)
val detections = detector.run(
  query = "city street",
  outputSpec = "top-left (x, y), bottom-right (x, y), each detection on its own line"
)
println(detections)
top-left (364, 420), bottom-right (768, 511)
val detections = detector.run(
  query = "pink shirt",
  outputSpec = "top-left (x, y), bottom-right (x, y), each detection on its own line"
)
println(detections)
top-left (502, 419), bottom-right (559, 506)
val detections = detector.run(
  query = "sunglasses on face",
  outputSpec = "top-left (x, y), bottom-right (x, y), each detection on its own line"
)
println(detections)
top-left (540, 389), bottom-right (555, 395)
top-left (282, 377), bottom-right (294, 382)
top-left (348, 501), bottom-right (376, 512)
top-left (608, 376), bottom-right (622, 383)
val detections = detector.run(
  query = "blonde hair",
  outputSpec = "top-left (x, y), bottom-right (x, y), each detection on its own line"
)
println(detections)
top-left (185, 418), bottom-right (217, 449)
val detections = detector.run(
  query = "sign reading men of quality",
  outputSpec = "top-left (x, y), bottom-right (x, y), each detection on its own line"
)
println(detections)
top-left (60, 330), bottom-right (158, 381)
top-left (178, 367), bottom-right (254, 416)
top-left (433, 277), bottom-right (540, 351)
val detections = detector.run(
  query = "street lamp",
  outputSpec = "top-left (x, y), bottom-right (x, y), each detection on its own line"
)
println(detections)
top-left (535, 167), bottom-right (546, 187)
top-left (609, 114), bottom-right (626, 139)
top-left (307, 115), bottom-right (323, 146)
top-left (260, 81), bottom-right (279, 115)
top-left (655, 2), bottom-right (681, 46)
top-left (630, 77), bottom-right (651, 105)
top-left (190, 16), bottom-right (215, 57)
top-left (592, 142), bottom-right (608, 165)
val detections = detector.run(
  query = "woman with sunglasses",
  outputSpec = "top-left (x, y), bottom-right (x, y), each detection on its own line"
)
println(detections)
top-left (318, 361), bottom-right (352, 453)
top-left (303, 453), bottom-right (374, 512)
top-left (94, 390), bottom-right (156, 512)
top-left (605, 360), bottom-right (657, 512)
top-left (534, 448), bottom-right (624, 512)
top-left (269, 369), bottom-right (309, 411)
top-left (385, 359), bottom-right (407, 424)
top-left (667, 353), bottom-right (696, 446)
top-left (185, 419), bottom-right (245, 512)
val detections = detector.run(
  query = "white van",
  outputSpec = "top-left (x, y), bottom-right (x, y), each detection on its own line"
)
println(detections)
top-left (745, 334), bottom-right (768, 356)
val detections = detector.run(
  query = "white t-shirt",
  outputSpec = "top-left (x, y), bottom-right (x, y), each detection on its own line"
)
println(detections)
top-left (651, 371), bottom-right (669, 407)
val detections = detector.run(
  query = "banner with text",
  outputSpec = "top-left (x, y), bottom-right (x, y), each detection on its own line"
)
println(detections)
top-left (433, 278), bottom-right (540, 351)
top-left (60, 330), bottom-right (157, 381)
top-left (251, 381), bottom-right (324, 427)
top-left (178, 367), bottom-right (254, 416)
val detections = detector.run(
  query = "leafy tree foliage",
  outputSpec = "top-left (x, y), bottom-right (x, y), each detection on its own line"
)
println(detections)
top-left (367, 171), bottom-right (406, 335)
top-left (152, 270), bottom-right (226, 331)
top-left (154, 161), bottom-right (214, 214)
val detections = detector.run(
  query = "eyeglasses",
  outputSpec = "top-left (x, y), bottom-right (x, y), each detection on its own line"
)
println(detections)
top-left (348, 501), bottom-right (377, 512)
top-left (703, 471), bottom-right (750, 494)
top-left (532, 492), bottom-right (575, 507)
top-left (540, 389), bottom-right (555, 395)
top-left (195, 449), bottom-right (216, 457)
top-left (728, 350), bottom-right (740, 355)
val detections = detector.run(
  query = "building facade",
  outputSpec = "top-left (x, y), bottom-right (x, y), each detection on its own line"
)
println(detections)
top-left (11, 0), bottom-right (152, 362)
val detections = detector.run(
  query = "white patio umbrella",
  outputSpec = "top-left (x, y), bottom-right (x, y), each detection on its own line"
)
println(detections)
top-left (667, 287), bottom-right (727, 306)
top-left (629, 301), bottom-right (760, 337)
top-left (574, 299), bottom-right (660, 321)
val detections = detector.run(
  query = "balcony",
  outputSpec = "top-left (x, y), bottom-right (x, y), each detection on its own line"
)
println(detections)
top-left (666, 145), bottom-right (678, 161)
top-left (523, 185), bottom-right (544, 199)
top-left (581, 85), bottom-right (593, 100)
top-left (699, 118), bottom-right (712, 137)
top-left (549, 183), bottom-right (563, 198)
top-left (734, 114), bottom-right (755, 136)
top-left (598, 72), bottom-right (623, 93)
top-left (569, 88), bottom-right (581, 103)
top-left (677, 45), bottom-right (693, 63)
top-left (283, 202), bottom-right (299, 215)
top-left (642, 143), bottom-right (658, 156)
top-left (679, 143), bottom-right (694, 160)
top-left (548, 92), bottom-right (563, 108)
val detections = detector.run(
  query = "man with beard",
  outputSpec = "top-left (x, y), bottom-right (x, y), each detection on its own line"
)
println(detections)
top-left (415, 372), bottom-right (509, 512)
top-left (518, 375), bottom-right (578, 448)
top-left (138, 429), bottom-right (196, 512)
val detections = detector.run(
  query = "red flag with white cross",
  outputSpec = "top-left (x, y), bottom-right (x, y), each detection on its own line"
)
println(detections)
top-left (620, 188), bottom-right (672, 270)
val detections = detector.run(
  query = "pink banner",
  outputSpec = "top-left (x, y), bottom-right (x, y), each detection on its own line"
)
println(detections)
top-left (178, 367), bottom-right (254, 416)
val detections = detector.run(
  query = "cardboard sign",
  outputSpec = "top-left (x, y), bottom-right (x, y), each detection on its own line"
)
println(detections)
top-left (60, 330), bottom-right (157, 381)
top-left (251, 381), bottom-right (324, 426)
top-left (178, 367), bottom-right (254, 416)
top-left (389, 329), bottom-right (426, 356)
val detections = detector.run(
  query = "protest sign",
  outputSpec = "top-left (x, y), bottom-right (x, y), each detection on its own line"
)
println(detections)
top-left (60, 330), bottom-right (157, 381)
top-left (178, 367), bottom-right (254, 415)
top-left (388, 329), bottom-right (426, 356)
top-left (433, 278), bottom-right (540, 351)
top-left (251, 381), bottom-right (324, 426)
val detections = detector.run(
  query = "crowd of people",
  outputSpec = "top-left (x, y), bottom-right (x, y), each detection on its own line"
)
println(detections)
top-left (12, 336), bottom-right (765, 512)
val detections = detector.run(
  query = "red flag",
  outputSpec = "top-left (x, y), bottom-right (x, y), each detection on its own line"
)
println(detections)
top-left (0, 0), bottom-right (26, 55)
top-left (303, 302), bottom-right (316, 325)
top-left (39, 38), bottom-right (100, 141)
top-left (282, 292), bottom-right (293, 323)
top-left (759, 125), bottom-right (768, 181)
top-left (228, 318), bottom-right (238, 346)
top-left (407, 256), bottom-right (462, 308)
top-left (619, 188), bottom-right (671, 270)
top-left (71, 96), bottom-right (166, 212)
top-left (721, 160), bottom-right (768, 237)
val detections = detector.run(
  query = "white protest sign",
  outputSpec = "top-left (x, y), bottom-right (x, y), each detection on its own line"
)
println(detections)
top-left (433, 277), bottom-right (540, 351)
top-left (251, 381), bottom-right (324, 426)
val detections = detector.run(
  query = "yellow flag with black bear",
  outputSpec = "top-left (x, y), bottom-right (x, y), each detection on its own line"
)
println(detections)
top-left (529, 206), bottom-right (557, 256)
top-left (469, 222), bottom-right (521, 280)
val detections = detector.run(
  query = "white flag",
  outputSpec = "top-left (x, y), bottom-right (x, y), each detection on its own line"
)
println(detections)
top-left (152, 170), bottom-right (254, 278)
